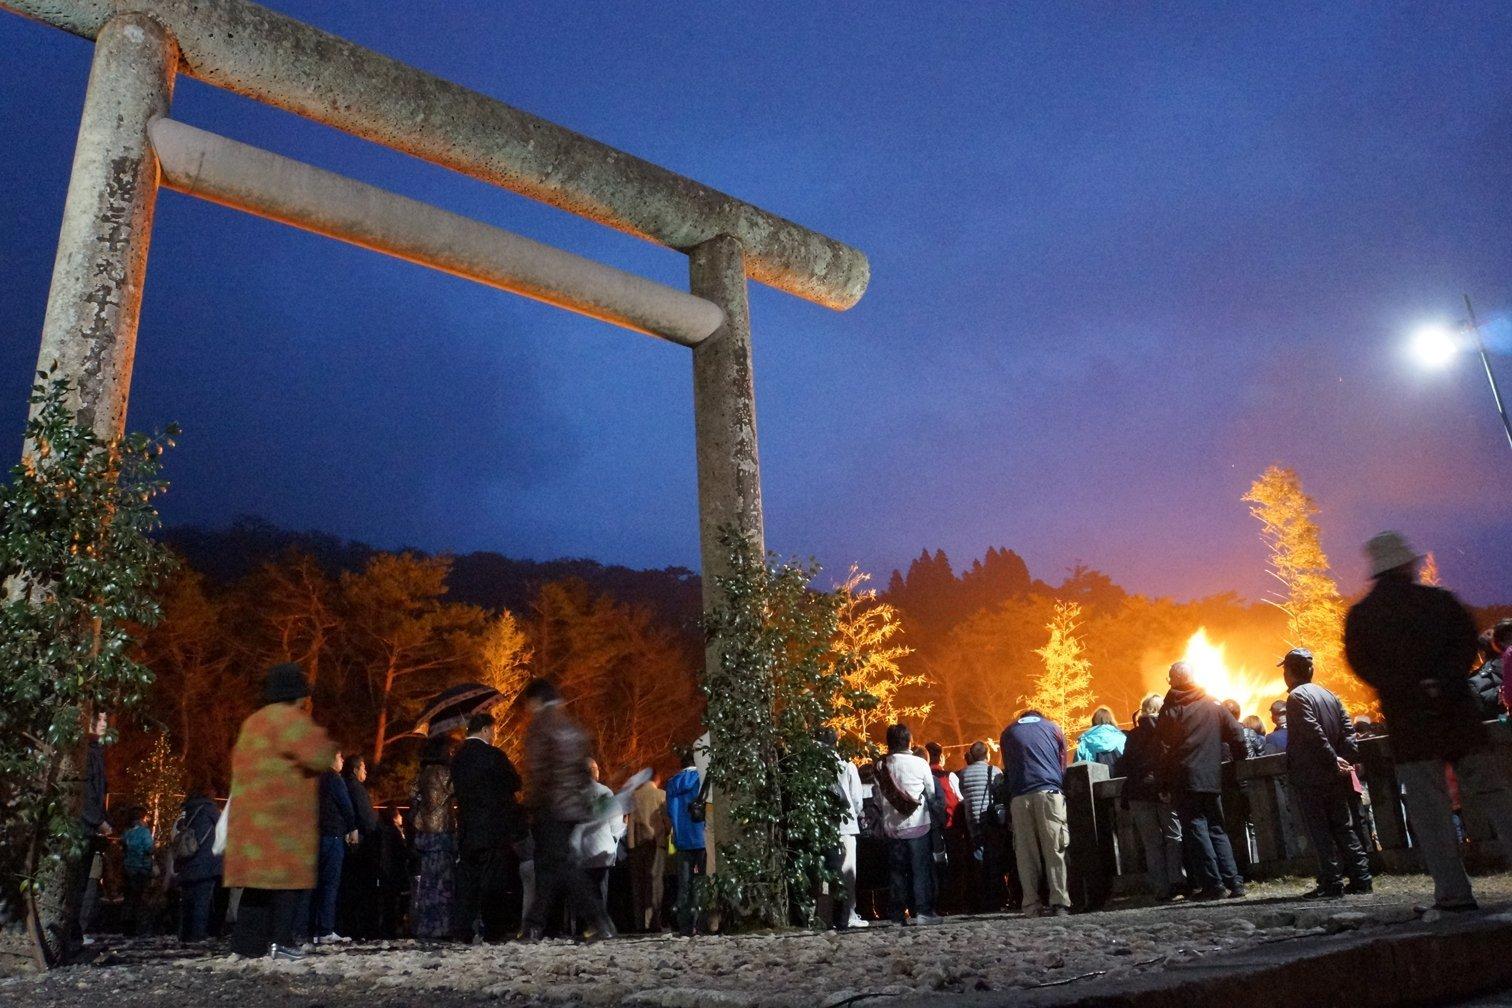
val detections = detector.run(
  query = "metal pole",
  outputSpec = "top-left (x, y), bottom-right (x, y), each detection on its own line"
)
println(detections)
top-left (34, 12), bottom-right (177, 438)
top-left (1463, 294), bottom-right (1512, 452)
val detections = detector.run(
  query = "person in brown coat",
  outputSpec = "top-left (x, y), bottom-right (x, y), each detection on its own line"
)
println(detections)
top-left (224, 664), bottom-right (338, 960)
top-left (626, 776), bottom-right (669, 931)
top-left (519, 678), bottom-right (615, 941)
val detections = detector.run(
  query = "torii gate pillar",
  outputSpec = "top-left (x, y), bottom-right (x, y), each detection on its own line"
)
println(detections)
top-left (689, 234), bottom-right (765, 591)
top-left (36, 13), bottom-right (176, 439)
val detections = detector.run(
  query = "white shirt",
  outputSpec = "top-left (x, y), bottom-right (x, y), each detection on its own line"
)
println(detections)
top-left (876, 752), bottom-right (933, 839)
top-left (832, 758), bottom-right (865, 837)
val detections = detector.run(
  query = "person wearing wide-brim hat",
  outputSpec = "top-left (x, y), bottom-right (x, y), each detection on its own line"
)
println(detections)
top-left (224, 663), bottom-right (338, 960)
top-left (1343, 531), bottom-right (1512, 914)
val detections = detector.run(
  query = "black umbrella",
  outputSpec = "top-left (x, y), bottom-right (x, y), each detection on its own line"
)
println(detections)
top-left (411, 682), bottom-right (506, 738)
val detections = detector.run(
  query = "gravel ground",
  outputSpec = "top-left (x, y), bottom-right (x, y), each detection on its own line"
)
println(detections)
top-left (5, 873), bottom-right (1511, 1008)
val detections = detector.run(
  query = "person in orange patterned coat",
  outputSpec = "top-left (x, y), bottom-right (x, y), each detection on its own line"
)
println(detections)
top-left (225, 664), bottom-right (338, 960)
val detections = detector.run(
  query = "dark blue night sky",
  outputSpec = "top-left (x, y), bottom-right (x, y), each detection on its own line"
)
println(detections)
top-left (2, 2), bottom-right (1509, 603)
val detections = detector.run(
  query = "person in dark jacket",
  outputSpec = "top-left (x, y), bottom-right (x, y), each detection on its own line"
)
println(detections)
top-left (1468, 629), bottom-right (1505, 721)
top-left (451, 711), bottom-right (526, 942)
top-left (337, 755), bottom-right (380, 938)
top-left (172, 788), bottom-right (223, 942)
top-left (1000, 710), bottom-right (1071, 917)
top-left (1344, 531), bottom-right (1512, 913)
top-left (72, 713), bottom-right (111, 949)
top-left (1261, 700), bottom-right (1289, 755)
top-left (1279, 648), bottom-right (1372, 898)
top-left (374, 805), bottom-right (410, 939)
top-left (1115, 693), bottom-right (1184, 900)
top-left (519, 679), bottom-right (615, 942)
top-left (313, 751), bottom-right (357, 944)
top-left (1157, 661), bottom-right (1248, 900)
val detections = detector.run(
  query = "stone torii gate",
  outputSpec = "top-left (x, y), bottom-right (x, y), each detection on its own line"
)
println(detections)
top-left (3, 1), bottom-right (867, 667)
top-left (2, 0), bottom-right (867, 960)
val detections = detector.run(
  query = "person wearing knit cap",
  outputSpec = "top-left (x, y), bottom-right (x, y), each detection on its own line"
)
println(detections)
top-left (224, 664), bottom-right (338, 961)
top-left (1344, 531), bottom-right (1512, 914)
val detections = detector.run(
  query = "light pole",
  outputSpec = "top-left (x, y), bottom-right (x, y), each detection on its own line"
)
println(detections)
top-left (1410, 294), bottom-right (1512, 451)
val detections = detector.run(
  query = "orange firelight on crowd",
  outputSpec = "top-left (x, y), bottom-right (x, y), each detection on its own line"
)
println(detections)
top-left (1170, 628), bottom-right (1285, 722)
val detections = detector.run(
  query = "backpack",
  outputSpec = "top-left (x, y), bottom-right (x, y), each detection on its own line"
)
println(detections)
top-left (930, 767), bottom-right (961, 829)
top-left (172, 805), bottom-right (206, 862)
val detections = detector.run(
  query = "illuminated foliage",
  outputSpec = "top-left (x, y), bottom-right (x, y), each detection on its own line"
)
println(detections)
top-left (1243, 465), bottom-right (1370, 712)
top-left (1420, 551), bottom-right (1441, 587)
top-left (1024, 601), bottom-right (1097, 731)
top-left (828, 566), bottom-right (926, 757)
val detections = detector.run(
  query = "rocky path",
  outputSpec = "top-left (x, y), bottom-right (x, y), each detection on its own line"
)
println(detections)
top-left (5, 874), bottom-right (1510, 1008)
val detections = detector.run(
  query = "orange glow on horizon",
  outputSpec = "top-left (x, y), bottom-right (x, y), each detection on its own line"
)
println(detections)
top-left (1161, 628), bottom-right (1286, 723)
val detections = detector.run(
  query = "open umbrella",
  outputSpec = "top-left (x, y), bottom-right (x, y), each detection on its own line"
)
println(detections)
top-left (410, 682), bottom-right (507, 738)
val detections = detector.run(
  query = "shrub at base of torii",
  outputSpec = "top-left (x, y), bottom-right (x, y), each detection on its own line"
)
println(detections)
top-left (700, 528), bottom-right (876, 929)
top-left (0, 372), bottom-right (175, 967)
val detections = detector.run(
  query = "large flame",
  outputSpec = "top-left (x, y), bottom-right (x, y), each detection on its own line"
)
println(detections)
top-left (1174, 628), bottom-right (1285, 722)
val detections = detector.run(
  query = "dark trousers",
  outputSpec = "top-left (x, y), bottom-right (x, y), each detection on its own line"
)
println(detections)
top-left (675, 849), bottom-right (706, 935)
top-left (178, 878), bottom-right (217, 941)
top-left (1295, 781), bottom-right (1371, 889)
top-left (966, 825), bottom-right (1006, 912)
top-left (1175, 792), bottom-right (1242, 892)
top-left (524, 818), bottom-right (604, 934)
top-left (123, 870), bottom-right (151, 935)
top-left (887, 834), bottom-right (935, 921)
top-left (456, 845), bottom-right (514, 941)
top-left (313, 835), bottom-right (346, 935)
top-left (231, 888), bottom-right (305, 955)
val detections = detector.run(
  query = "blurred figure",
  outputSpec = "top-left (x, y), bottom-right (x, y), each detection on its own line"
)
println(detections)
top-left (665, 749), bottom-right (707, 936)
top-left (409, 737), bottom-right (457, 940)
top-left (224, 664), bottom-right (338, 961)
top-left (1000, 709), bottom-right (1071, 917)
top-left (519, 679), bottom-right (615, 942)
top-left (1116, 694), bottom-right (1184, 901)
top-left (957, 740), bottom-right (1007, 912)
top-left (579, 759), bottom-right (624, 911)
top-left (121, 806), bottom-right (154, 936)
top-left (1074, 707), bottom-right (1127, 767)
top-left (876, 723), bottom-right (940, 925)
top-left (1345, 532), bottom-right (1512, 914)
top-left (451, 712), bottom-right (525, 943)
top-left (171, 787), bottom-right (222, 943)
top-left (1262, 700), bottom-right (1290, 755)
top-left (626, 773), bottom-right (668, 932)
top-left (313, 751), bottom-right (356, 945)
top-left (1279, 648), bottom-right (1371, 898)
top-left (1158, 661), bottom-right (1248, 900)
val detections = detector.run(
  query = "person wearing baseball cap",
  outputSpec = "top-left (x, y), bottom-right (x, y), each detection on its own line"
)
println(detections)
top-left (1344, 532), bottom-right (1510, 914)
top-left (1277, 648), bottom-right (1371, 898)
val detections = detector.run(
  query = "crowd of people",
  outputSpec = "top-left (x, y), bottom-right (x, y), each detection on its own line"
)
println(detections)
top-left (67, 531), bottom-right (1512, 956)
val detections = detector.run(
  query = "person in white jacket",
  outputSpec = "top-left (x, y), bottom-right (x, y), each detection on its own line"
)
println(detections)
top-left (579, 761), bottom-right (626, 910)
top-left (820, 728), bottom-right (867, 929)
top-left (874, 723), bottom-right (940, 925)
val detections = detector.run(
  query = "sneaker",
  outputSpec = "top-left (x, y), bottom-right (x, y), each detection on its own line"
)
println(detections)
top-left (1045, 906), bottom-right (1072, 917)
top-left (314, 932), bottom-right (350, 945)
top-left (1192, 887), bottom-right (1226, 902)
top-left (911, 914), bottom-right (944, 926)
top-left (1343, 879), bottom-right (1373, 895)
top-left (269, 943), bottom-right (305, 961)
top-left (1225, 886), bottom-right (1248, 900)
top-left (847, 915), bottom-right (869, 929)
top-left (1303, 885), bottom-right (1344, 900)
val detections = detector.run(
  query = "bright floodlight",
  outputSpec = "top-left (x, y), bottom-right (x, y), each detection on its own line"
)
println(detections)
top-left (1410, 323), bottom-right (1461, 369)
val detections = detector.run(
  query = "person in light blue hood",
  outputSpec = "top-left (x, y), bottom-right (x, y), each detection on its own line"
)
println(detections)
top-left (1074, 707), bottom-right (1127, 768)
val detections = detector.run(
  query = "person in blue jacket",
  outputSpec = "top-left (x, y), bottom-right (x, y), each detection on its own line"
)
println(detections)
top-left (1074, 707), bottom-right (1126, 767)
top-left (664, 749), bottom-right (706, 936)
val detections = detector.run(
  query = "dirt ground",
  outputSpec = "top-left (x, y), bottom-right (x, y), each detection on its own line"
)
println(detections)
top-left (4, 873), bottom-right (1510, 1008)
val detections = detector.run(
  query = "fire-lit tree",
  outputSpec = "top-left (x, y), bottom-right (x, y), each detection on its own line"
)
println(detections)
top-left (1024, 601), bottom-right (1096, 731)
top-left (828, 567), bottom-right (926, 756)
top-left (1420, 551), bottom-right (1442, 587)
top-left (127, 728), bottom-right (185, 843)
top-left (1243, 466), bottom-right (1370, 711)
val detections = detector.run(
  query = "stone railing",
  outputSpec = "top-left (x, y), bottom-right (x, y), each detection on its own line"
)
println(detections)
top-left (1063, 722), bottom-right (1512, 910)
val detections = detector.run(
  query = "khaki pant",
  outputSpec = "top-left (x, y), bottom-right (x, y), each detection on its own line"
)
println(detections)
top-left (1010, 790), bottom-right (1070, 913)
